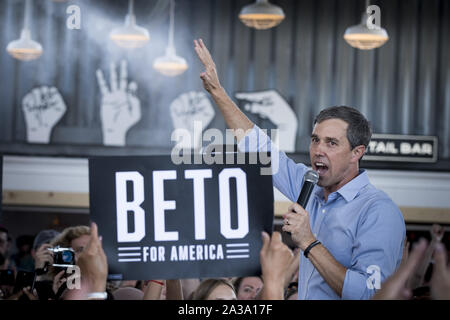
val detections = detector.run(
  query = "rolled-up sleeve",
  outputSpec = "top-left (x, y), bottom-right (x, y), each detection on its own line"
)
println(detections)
top-left (341, 199), bottom-right (405, 300)
top-left (237, 125), bottom-right (307, 202)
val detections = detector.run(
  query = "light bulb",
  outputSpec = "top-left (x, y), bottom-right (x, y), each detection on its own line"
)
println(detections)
top-left (6, 29), bottom-right (43, 61)
top-left (343, 13), bottom-right (389, 50)
top-left (239, 0), bottom-right (285, 30)
top-left (153, 46), bottom-right (188, 77)
top-left (110, 14), bottom-right (150, 49)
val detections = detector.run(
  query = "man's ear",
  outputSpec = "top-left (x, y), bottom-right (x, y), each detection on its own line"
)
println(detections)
top-left (351, 145), bottom-right (366, 163)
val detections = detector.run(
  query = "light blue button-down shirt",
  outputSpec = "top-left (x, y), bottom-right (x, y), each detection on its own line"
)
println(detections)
top-left (239, 125), bottom-right (406, 300)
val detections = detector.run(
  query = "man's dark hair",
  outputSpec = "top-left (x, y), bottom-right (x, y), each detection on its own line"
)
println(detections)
top-left (314, 106), bottom-right (372, 150)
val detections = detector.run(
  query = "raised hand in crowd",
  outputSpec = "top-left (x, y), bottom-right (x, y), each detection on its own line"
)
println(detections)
top-left (407, 224), bottom-right (444, 290)
top-left (34, 243), bottom-right (53, 270)
top-left (372, 239), bottom-right (428, 300)
top-left (142, 279), bottom-right (183, 300)
top-left (430, 242), bottom-right (450, 300)
top-left (74, 222), bottom-right (108, 298)
top-left (400, 236), bottom-right (410, 267)
top-left (143, 280), bottom-right (165, 300)
top-left (52, 270), bottom-right (67, 295)
top-left (181, 279), bottom-right (201, 300)
top-left (259, 231), bottom-right (294, 300)
top-left (431, 224), bottom-right (445, 242)
top-left (283, 247), bottom-right (300, 290)
top-left (165, 279), bottom-right (183, 300)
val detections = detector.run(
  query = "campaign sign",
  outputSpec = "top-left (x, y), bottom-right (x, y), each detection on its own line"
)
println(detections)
top-left (89, 155), bottom-right (274, 280)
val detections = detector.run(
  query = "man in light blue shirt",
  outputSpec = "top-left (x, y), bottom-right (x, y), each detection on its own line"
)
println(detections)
top-left (194, 39), bottom-right (405, 300)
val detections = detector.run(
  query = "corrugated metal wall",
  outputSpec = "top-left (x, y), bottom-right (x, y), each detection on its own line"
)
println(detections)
top-left (0, 0), bottom-right (449, 161)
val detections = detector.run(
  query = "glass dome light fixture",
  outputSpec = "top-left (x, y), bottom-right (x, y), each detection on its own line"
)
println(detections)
top-left (343, 0), bottom-right (389, 50)
top-left (238, 0), bottom-right (285, 30)
top-left (153, 0), bottom-right (188, 77)
top-left (110, 0), bottom-right (150, 49)
top-left (6, 0), bottom-right (43, 61)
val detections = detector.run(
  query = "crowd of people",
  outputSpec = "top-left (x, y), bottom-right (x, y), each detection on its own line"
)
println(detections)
top-left (0, 222), bottom-right (449, 300)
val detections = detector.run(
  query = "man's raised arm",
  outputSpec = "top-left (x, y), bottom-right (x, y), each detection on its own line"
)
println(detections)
top-left (194, 39), bottom-right (253, 142)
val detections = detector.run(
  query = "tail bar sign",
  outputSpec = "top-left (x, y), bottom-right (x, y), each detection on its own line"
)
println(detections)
top-left (89, 155), bottom-right (274, 280)
top-left (365, 134), bottom-right (438, 163)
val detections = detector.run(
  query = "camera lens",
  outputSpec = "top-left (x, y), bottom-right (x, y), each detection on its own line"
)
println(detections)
top-left (62, 251), bottom-right (74, 263)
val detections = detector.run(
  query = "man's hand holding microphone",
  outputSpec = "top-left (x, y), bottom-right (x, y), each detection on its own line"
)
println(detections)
top-left (282, 170), bottom-right (320, 253)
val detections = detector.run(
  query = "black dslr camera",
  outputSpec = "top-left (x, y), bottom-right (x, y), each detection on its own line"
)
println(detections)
top-left (47, 246), bottom-right (75, 267)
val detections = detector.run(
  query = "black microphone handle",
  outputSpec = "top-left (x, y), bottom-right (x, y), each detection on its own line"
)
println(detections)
top-left (296, 180), bottom-right (315, 208)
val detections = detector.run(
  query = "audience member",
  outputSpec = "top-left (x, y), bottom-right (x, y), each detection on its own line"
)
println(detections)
top-left (32, 229), bottom-right (60, 272)
top-left (11, 235), bottom-right (34, 272)
top-left (0, 226), bottom-right (15, 271)
top-left (233, 276), bottom-right (263, 300)
top-left (190, 279), bottom-right (236, 300)
top-left (407, 224), bottom-right (444, 290)
top-left (430, 242), bottom-right (450, 300)
top-left (46, 226), bottom-right (90, 298)
top-left (50, 225), bottom-right (90, 262)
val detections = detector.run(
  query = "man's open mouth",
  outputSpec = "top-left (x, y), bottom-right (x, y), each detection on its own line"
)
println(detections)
top-left (314, 162), bottom-right (329, 176)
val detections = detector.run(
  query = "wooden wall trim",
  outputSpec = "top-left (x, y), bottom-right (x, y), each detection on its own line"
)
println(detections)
top-left (3, 190), bottom-right (89, 208)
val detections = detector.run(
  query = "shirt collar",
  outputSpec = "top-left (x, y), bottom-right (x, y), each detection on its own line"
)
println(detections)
top-left (337, 169), bottom-right (370, 202)
top-left (313, 169), bottom-right (370, 203)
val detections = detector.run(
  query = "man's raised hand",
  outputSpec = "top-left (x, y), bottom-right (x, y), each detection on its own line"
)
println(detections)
top-left (194, 39), bottom-right (222, 93)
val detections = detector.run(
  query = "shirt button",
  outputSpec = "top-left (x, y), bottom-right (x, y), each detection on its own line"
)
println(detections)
top-left (322, 209), bottom-right (326, 213)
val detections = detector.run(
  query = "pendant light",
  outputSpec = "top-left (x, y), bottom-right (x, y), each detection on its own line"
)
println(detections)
top-left (153, 0), bottom-right (188, 77)
top-left (238, 0), bottom-right (285, 30)
top-left (343, 0), bottom-right (389, 50)
top-left (110, 0), bottom-right (150, 49)
top-left (6, 0), bottom-right (43, 61)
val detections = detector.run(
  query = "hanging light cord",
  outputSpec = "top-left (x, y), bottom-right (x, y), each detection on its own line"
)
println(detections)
top-left (24, 0), bottom-right (31, 30)
top-left (168, 0), bottom-right (175, 49)
top-left (129, 0), bottom-right (135, 15)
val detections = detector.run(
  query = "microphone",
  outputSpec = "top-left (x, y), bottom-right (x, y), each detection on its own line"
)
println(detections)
top-left (285, 170), bottom-right (319, 236)
top-left (296, 170), bottom-right (319, 208)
